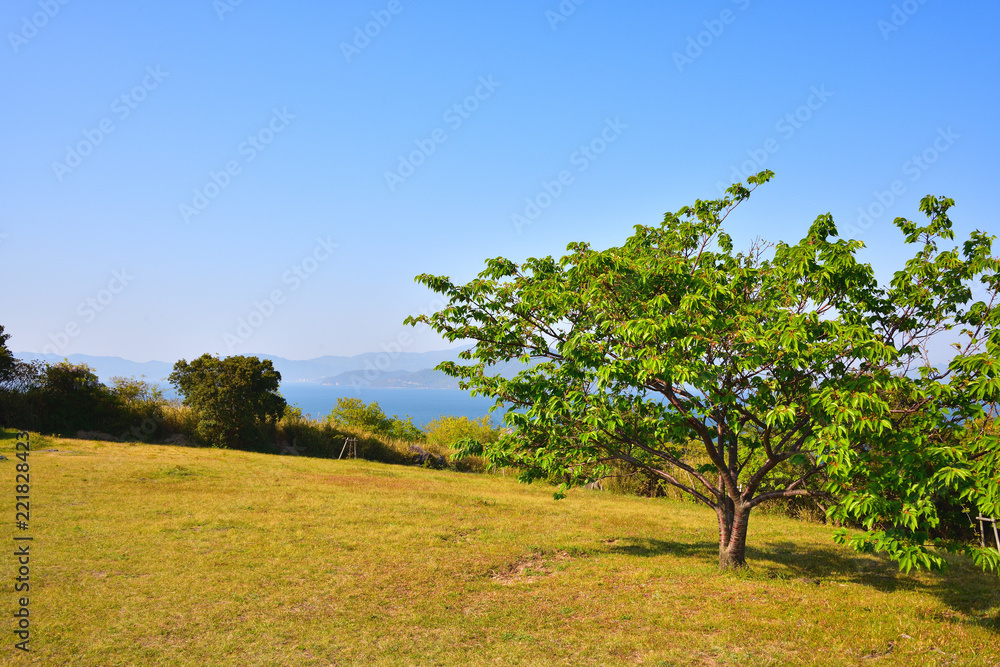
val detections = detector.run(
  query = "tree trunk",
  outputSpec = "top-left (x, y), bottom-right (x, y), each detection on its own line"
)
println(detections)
top-left (717, 500), bottom-right (751, 570)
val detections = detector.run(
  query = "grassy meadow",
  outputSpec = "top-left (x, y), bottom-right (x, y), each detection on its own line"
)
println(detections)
top-left (2, 429), bottom-right (998, 666)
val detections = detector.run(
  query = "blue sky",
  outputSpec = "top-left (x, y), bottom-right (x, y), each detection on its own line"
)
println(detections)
top-left (2, 0), bottom-right (997, 362)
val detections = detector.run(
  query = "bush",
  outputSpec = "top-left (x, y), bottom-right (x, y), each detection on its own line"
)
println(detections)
top-left (0, 325), bottom-right (15, 383)
top-left (273, 408), bottom-right (416, 465)
top-left (158, 400), bottom-right (202, 443)
top-left (108, 376), bottom-right (167, 442)
top-left (425, 414), bottom-right (500, 447)
top-left (0, 358), bottom-right (174, 439)
top-left (35, 362), bottom-right (117, 435)
top-left (326, 397), bottom-right (425, 442)
top-left (385, 415), bottom-right (424, 442)
top-left (425, 414), bottom-right (502, 472)
top-left (327, 397), bottom-right (391, 432)
top-left (0, 358), bottom-right (44, 430)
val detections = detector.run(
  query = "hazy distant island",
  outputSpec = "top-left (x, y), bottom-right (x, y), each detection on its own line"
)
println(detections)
top-left (321, 367), bottom-right (460, 390)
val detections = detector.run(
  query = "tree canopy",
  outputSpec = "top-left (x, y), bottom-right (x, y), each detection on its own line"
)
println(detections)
top-left (168, 354), bottom-right (286, 449)
top-left (0, 324), bottom-right (15, 383)
top-left (35, 361), bottom-right (114, 435)
top-left (407, 172), bottom-right (1000, 572)
top-left (326, 397), bottom-right (424, 441)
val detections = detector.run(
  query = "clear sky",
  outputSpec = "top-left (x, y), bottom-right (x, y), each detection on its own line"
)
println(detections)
top-left (2, 0), bottom-right (997, 362)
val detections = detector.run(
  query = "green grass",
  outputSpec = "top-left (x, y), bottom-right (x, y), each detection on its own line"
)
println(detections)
top-left (2, 429), bottom-right (998, 665)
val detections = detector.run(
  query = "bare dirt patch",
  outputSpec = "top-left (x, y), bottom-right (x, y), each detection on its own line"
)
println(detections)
top-left (491, 550), bottom-right (573, 585)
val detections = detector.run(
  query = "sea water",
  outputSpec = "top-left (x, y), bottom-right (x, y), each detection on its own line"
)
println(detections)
top-left (279, 383), bottom-right (499, 427)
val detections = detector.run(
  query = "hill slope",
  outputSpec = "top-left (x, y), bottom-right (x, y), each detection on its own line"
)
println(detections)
top-left (2, 430), bottom-right (997, 665)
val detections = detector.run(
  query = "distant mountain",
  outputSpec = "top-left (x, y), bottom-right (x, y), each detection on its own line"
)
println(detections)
top-left (322, 368), bottom-right (461, 390)
top-left (13, 347), bottom-right (473, 386)
top-left (324, 357), bottom-right (539, 389)
top-left (13, 353), bottom-right (175, 384)
top-left (251, 348), bottom-right (471, 382)
top-left (12, 347), bottom-right (542, 390)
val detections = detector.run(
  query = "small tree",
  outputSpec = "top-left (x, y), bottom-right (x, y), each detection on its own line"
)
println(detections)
top-left (327, 397), bottom-right (424, 441)
top-left (109, 376), bottom-right (167, 441)
top-left (385, 415), bottom-right (425, 442)
top-left (327, 397), bottom-right (393, 433)
top-left (168, 354), bottom-right (286, 449)
top-left (0, 325), bottom-right (15, 383)
top-left (110, 376), bottom-right (165, 408)
top-left (407, 173), bottom-right (1000, 572)
top-left (36, 361), bottom-right (115, 434)
top-left (0, 340), bottom-right (44, 430)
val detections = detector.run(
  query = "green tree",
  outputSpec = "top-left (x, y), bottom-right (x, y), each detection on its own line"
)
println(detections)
top-left (36, 361), bottom-right (115, 434)
top-left (0, 325), bottom-right (15, 383)
top-left (110, 375), bottom-right (164, 408)
top-left (109, 376), bottom-right (167, 442)
top-left (407, 172), bottom-right (1000, 572)
top-left (385, 414), bottom-right (424, 442)
top-left (327, 397), bottom-right (424, 441)
top-left (327, 397), bottom-right (393, 433)
top-left (168, 354), bottom-right (286, 449)
top-left (0, 332), bottom-right (44, 429)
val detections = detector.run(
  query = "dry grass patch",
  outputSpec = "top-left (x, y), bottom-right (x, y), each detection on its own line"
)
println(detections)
top-left (490, 549), bottom-right (578, 585)
top-left (0, 429), bottom-right (997, 666)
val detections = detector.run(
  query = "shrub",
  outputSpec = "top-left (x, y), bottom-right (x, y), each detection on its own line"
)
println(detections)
top-left (326, 397), bottom-right (425, 442)
top-left (0, 358), bottom-right (174, 439)
top-left (425, 414), bottom-right (500, 448)
top-left (0, 358), bottom-right (44, 430)
top-left (327, 397), bottom-right (391, 432)
top-left (425, 414), bottom-right (502, 472)
top-left (35, 361), bottom-right (117, 435)
top-left (108, 376), bottom-right (167, 441)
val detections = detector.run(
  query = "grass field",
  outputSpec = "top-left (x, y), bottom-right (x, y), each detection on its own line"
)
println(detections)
top-left (1, 429), bottom-right (998, 666)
